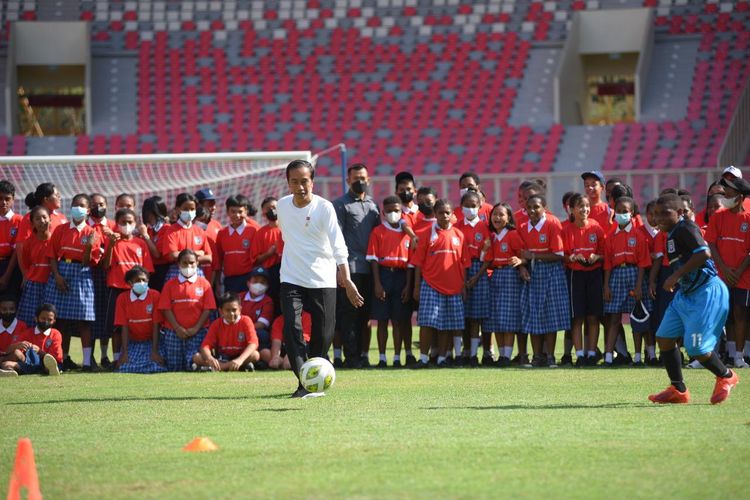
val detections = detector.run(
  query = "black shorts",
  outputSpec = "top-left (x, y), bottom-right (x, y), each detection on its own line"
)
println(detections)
top-left (730, 288), bottom-right (750, 319)
top-left (568, 268), bottom-right (604, 318)
top-left (371, 267), bottom-right (413, 322)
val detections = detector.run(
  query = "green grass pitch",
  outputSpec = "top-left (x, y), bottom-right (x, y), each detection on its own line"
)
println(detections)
top-left (1, 364), bottom-right (748, 499)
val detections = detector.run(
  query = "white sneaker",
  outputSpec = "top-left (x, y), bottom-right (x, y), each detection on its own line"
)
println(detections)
top-left (301, 392), bottom-right (326, 399)
top-left (0, 368), bottom-right (18, 377)
top-left (687, 359), bottom-right (703, 369)
top-left (733, 357), bottom-right (749, 369)
top-left (43, 354), bottom-right (61, 376)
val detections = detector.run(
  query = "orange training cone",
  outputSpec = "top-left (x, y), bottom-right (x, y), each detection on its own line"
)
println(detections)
top-left (182, 437), bottom-right (219, 452)
top-left (7, 438), bottom-right (42, 500)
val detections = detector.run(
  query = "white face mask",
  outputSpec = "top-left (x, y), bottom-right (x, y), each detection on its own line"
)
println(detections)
top-left (384, 211), bottom-right (402, 225)
top-left (179, 265), bottom-right (197, 278)
top-left (119, 223), bottom-right (135, 236)
top-left (179, 210), bottom-right (196, 223)
top-left (720, 196), bottom-right (739, 210)
top-left (249, 283), bottom-right (268, 295)
top-left (462, 206), bottom-right (479, 220)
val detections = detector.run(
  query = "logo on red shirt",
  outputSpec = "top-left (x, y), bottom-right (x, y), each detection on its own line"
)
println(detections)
top-left (195, 287), bottom-right (204, 297)
top-left (741, 223), bottom-right (749, 233)
top-left (451, 236), bottom-right (460, 246)
top-left (194, 236), bottom-right (203, 245)
top-left (628, 237), bottom-right (636, 247)
top-left (239, 332), bottom-right (245, 342)
top-left (589, 234), bottom-right (597, 243)
top-left (10, 227), bottom-right (17, 237)
top-left (242, 239), bottom-right (250, 248)
top-left (136, 248), bottom-right (143, 257)
top-left (539, 234), bottom-right (547, 243)
top-left (45, 339), bottom-right (52, 348)
top-left (146, 304), bottom-right (153, 313)
top-left (474, 233), bottom-right (482, 242)
top-left (501, 242), bottom-right (508, 252)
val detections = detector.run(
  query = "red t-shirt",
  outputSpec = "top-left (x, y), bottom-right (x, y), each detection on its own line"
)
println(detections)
top-left (455, 218), bottom-right (492, 261)
top-left (517, 218), bottom-right (564, 255)
top-left (400, 206), bottom-right (419, 228)
top-left (244, 216), bottom-right (261, 232)
top-left (484, 229), bottom-right (524, 267)
top-left (205, 219), bottom-right (222, 244)
top-left (562, 219), bottom-right (606, 271)
top-left (47, 223), bottom-right (102, 265)
top-left (158, 222), bottom-right (212, 263)
top-left (654, 231), bottom-right (669, 267)
top-left (589, 202), bottom-right (611, 232)
top-left (515, 210), bottom-right (563, 231)
top-left (240, 293), bottom-right (275, 328)
top-left (603, 225), bottom-right (652, 270)
top-left (114, 289), bottom-right (162, 342)
top-left (87, 217), bottom-right (117, 258)
top-left (17, 210), bottom-right (67, 244)
top-left (158, 275), bottom-right (216, 329)
top-left (148, 222), bottom-right (172, 265)
top-left (704, 209), bottom-right (750, 289)
top-left (270, 312), bottom-right (312, 343)
top-left (410, 224), bottom-right (468, 295)
top-left (107, 237), bottom-right (154, 289)
top-left (0, 211), bottom-right (22, 259)
top-left (366, 223), bottom-right (411, 269)
top-left (452, 202), bottom-right (492, 225)
top-left (214, 223), bottom-right (256, 276)
top-left (249, 224), bottom-right (283, 269)
top-left (14, 326), bottom-right (63, 363)
top-left (201, 315), bottom-right (258, 357)
top-left (21, 234), bottom-right (52, 283)
top-left (0, 318), bottom-right (27, 353)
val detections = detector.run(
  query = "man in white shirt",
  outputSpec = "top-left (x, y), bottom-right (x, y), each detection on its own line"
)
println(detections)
top-left (277, 160), bottom-right (364, 398)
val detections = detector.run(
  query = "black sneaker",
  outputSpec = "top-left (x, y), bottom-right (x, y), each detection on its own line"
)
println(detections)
top-left (603, 360), bottom-right (614, 368)
top-left (613, 352), bottom-right (632, 366)
top-left (81, 364), bottom-right (95, 373)
top-left (481, 354), bottom-right (495, 367)
top-left (291, 386), bottom-right (311, 398)
top-left (547, 355), bottom-right (558, 368)
top-left (333, 357), bottom-right (343, 368)
top-left (392, 359), bottom-right (402, 368)
top-left (586, 355), bottom-right (599, 367)
top-left (243, 362), bottom-right (255, 372)
top-left (632, 361), bottom-right (645, 368)
top-left (559, 354), bottom-right (573, 367)
top-left (254, 360), bottom-right (268, 370)
top-left (469, 356), bottom-right (479, 368)
top-left (496, 356), bottom-right (511, 368)
top-left (360, 356), bottom-right (371, 369)
top-left (412, 360), bottom-right (430, 369)
top-left (453, 356), bottom-right (466, 367)
top-left (531, 355), bottom-right (547, 368)
top-left (517, 354), bottom-right (533, 368)
top-left (405, 354), bottom-right (417, 366)
top-left (62, 356), bottom-right (80, 371)
top-left (437, 359), bottom-right (451, 368)
top-left (575, 357), bottom-right (585, 368)
top-left (100, 357), bottom-right (114, 371)
top-left (647, 356), bottom-right (661, 367)
top-left (377, 360), bottom-right (387, 368)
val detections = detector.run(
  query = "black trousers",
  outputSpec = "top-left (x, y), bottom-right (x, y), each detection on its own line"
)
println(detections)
top-left (280, 282), bottom-right (337, 380)
top-left (336, 273), bottom-right (372, 364)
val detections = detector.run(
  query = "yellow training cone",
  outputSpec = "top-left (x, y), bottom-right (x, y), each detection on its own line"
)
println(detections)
top-left (183, 437), bottom-right (219, 452)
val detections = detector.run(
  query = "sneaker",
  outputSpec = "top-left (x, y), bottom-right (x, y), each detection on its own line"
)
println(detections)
top-left (254, 360), bottom-right (268, 371)
top-left (686, 359), bottom-right (703, 369)
top-left (333, 357), bottom-right (343, 369)
top-left (405, 354), bottom-right (417, 366)
top-left (575, 357), bottom-right (585, 368)
top-left (243, 362), bottom-right (255, 372)
top-left (632, 361), bottom-right (645, 368)
top-left (377, 360), bottom-right (387, 369)
top-left (437, 358), bottom-right (452, 368)
top-left (710, 370), bottom-right (739, 405)
top-left (547, 355), bottom-right (558, 368)
top-left (100, 357), bottom-right (114, 371)
top-left (392, 359), bottom-right (402, 368)
top-left (62, 356), bottom-right (79, 371)
top-left (81, 364), bottom-right (96, 373)
top-left (469, 356), bottom-right (479, 368)
top-left (412, 360), bottom-right (430, 369)
top-left (360, 356), bottom-right (371, 369)
top-left (43, 354), bottom-right (60, 376)
top-left (559, 354), bottom-right (573, 367)
top-left (648, 385), bottom-right (691, 404)
top-left (515, 354), bottom-right (532, 368)
top-left (613, 352), bottom-right (632, 366)
top-left (301, 391), bottom-right (326, 399)
top-left (452, 356), bottom-right (466, 367)
top-left (733, 357), bottom-right (749, 369)
top-left (530, 355), bottom-right (547, 368)
top-left (647, 356), bottom-right (661, 367)
top-left (481, 354), bottom-right (495, 367)
top-left (0, 368), bottom-right (18, 377)
top-left (495, 356), bottom-right (511, 368)
top-left (291, 386), bottom-right (310, 398)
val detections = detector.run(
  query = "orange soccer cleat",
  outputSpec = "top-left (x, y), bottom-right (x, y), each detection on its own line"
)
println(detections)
top-left (648, 385), bottom-right (691, 404)
top-left (710, 370), bottom-right (739, 405)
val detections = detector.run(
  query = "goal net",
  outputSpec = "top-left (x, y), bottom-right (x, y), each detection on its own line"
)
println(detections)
top-left (1, 151), bottom-right (312, 222)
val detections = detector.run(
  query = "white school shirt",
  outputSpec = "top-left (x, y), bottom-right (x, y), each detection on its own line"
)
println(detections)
top-left (277, 194), bottom-right (349, 289)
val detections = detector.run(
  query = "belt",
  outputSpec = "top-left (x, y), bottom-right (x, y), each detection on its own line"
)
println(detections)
top-left (618, 263), bottom-right (636, 268)
top-left (493, 264), bottom-right (513, 269)
top-left (63, 258), bottom-right (83, 264)
top-left (381, 266), bottom-right (405, 273)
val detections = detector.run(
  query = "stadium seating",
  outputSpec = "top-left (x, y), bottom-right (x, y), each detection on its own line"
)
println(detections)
top-left (0, 0), bottom-right (748, 179)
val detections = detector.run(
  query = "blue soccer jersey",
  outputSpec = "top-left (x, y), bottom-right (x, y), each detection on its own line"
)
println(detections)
top-left (665, 219), bottom-right (717, 294)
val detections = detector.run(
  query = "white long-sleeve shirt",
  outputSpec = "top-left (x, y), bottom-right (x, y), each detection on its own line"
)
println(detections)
top-left (277, 194), bottom-right (349, 288)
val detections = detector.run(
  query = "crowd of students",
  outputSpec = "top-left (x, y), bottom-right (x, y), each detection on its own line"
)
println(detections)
top-left (0, 163), bottom-right (748, 376)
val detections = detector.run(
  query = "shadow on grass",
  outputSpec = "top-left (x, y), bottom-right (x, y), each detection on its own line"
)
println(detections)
top-left (6, 393), bottom-right (293, 405)
top-left (421, 402), bottom-right (675, 411)
top-left (254, 408), bottom-right (302, 412)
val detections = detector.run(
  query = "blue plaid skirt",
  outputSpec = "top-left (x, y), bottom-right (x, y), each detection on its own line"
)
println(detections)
top-left (521, 260), bottom-right (570, 334)
top-left (161, 327), bottom-right (207, 371)
top-left (43, 261), bottom-right (95, 321)
top-left (464, 259), bottom-right (490, 320)
top-left (417, 281), bottom-right (465, 331)
top-left (91, 267), bottom-right (108, 339)
top-left (18, 280), bottom-right (46, 325)
top-left (118, 340), bottom-right (167, 374)
top-left (605, 265), bottom-right (638, 314)
top-left (485, 266), bottom-right (523, 333)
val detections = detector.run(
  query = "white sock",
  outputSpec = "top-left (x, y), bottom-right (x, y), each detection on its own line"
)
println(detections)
top-left (82, 348), bottom-right (92, 366)
top-left (113, 352), bottom-right (120, 362)
top-left (437, 355), bottom-right (446, 364)
top-left (634, 353), bottom-right (642, 363)
top-left (728, 341), bottom-right (737, 358)
top-left (647, 346), bottom-right (656, 359)
top-left (576, 350), bottom-right (584, 358)
top-left (420, 353), bottom-right (429, 363)
top-left (393, 354), bottom-right (400, 362)
top-left (453, 337), bottom-right (462, 357)
top-left (605, 352), bottom-right (613, 363)
top-left (470, 338), bottom-right (480, 357)
top-left (588, 350), bottom-right (597, 358)
top-left (334, 348), bottom-right (342, 359)
top-left (379, 353), bottom-right (386, 362)
top-left (503, 346), bottom-right (513, 358)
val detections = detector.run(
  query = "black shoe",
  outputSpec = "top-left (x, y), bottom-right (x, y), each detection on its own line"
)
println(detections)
top-left (585, 355), bottom-right (599, 367)
top-left (405, 354), bottom-right (417, 366)
top-left (481, 354), bottom-right (495, 367)
top-left (469, 356), bottom-right (479, 368)
top-left (100, 357), bottom-right (114, 371)
top-left (603, 361), bottom-right (614, 368)
top-left (613, 352), bottom-right (632, 366)
top-left (81, 365), bottom-right (95, 373)
top-left (531, 355), bottom-right (547, 368)
top-left (496, 356), bottom-right (511, 368)
top-left (412, 360), bottom-right (430, 369)
top-left (547, 355), bottom-right (558, 368)
top-left (254, 360), bottom-right (268, 370)
top-left (453, 356), bottom-right (466, 367)
top-left (632, 361), bottom-right (645, 368)
top-left (344, 358), bottom-right (361, 369)
top-left (333, 357), bottom-right (343, 368)
top-left (392, 359), bottom-right (402, 368)
top-left (429, 356), bottom-right (438, 366)
top-left (62, 356), bottom-right (80, 371)
top-left (647, 356), bottom-right (661, 367)
top-left (559, 354), bottom-right (573, 367)
top-left (377, 360), bottom-right (387, 368)
top-left (360, 356), bottom-right (371, 369)
top-left (243, 362), bottom-right (255, 372)
top-left (437, 359), bottom-right (451, 368)
top-left (291, 386), bottom-right (311, 398)
top-left (575, 357), bottom-right (585, 368)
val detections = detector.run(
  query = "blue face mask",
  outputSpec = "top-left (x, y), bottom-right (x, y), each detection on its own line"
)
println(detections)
top-left (614, 213), bottom-right (632, 226)
top-left (132, 282), bottom-right (149, 296)
top-left (70, 206), bottom-right (88, 221)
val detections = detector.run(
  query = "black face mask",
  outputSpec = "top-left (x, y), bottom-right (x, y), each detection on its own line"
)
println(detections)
top-left (266, 209), bottom-right (278, 221)
top-left (91, 206), bottom-right (106, 219)
top-left (398, 191), bottom-right (414, 204)
top-left (351, 180), bottom-right (367, 195)
top-left (418, 202), bottom-right (435, 216)
top-left (36, 321), bottom-right (52, 331)
top-left (0, 313), bottom-right (15, 323)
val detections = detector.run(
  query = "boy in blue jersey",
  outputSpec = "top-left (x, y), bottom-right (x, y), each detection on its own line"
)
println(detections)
top-left (649, 194), bottom-right (739, 404)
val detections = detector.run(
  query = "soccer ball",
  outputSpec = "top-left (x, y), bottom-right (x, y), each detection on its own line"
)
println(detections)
top-left (299, 357), bottom-right (336, 393)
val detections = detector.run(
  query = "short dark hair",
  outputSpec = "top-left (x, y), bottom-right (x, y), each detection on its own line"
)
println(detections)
top-left (116, 193), bottom-right (136, 206)
top-left (0, 294), bottom-right (17, 305)
top-left (235, 194), bottom-right (257, 216)
top-left (177, 248), bottom-right (198, 263)
top-left (142, 196), bottom-right (168, 223)
top-left (434, 198), bottom-right (452, 212)
top-left (36, 303), bottom-right (57, 318)
top-left (460, 191), bottom-right (481, 206)
top-left (261, 196), bottom-right (277, 207)
top-left (416, 186), bottom-right (437, 198)
top-left (382, 195), bottom-right (401, 208)
top-left (524, 182), bottom-right (545, 196)
top-left (286, 159), bottom-right (315, 181)
top-left (72, 193), bottom-right (90, 207)
top-left (217, 292), bottom-right (241, 309)
top-left (459, 172), bottom-right (480, 186)
top-left (115, 208), bottom-right (136, 223)
top-left (175, 193), bottom-right (198, 207)
top-left (395, 171), bottom-right (415, 188)
top-left (125, 265), bottom-right (149, 283)
top-left (680, 194), bottom-right (694, 211)
top-left (656, 193), bottom-right (682, 211)
top-left (347, 163), bottom-right (367, 175)
top-left (527, 193), bottom-right (547, 207)
top-left (225, 195), bottom-right (245, 210)
top-left (0, 180), bottom-right (16, 197)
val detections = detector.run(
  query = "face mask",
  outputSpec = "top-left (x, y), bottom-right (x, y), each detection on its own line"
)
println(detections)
top-left (720, 196), bottom-right (739, 209)
top-left (132, 282), bottom-right (149, 296)
top-left (179, 210), bottom-right (196, 223)
top-left (36, 321), bottom-right (52, 331)
top-left (70, 206), bottom-right (87, 221)
top-left (0, 313), bottom-right (15, 323)
top-left (385, 211), bottom-right (402, 225)
top-left (398, 191), bottom-right (414, 204)
top-left (462, 206), bottom-right (479, 220)
top-left (91, 206), bottom-right (106, 219)
top-left (351, 180), bottom-right (367, 195)
top-left (249, 283), bottom-right (268, 295)
top-left (119, 223), bottom-right (135, 236)
top-left (179, 266), bottom-right (196, 279)
top-left (266, 209), bottom-right (278, 221)
top-left (418, 202), bottom-right (434, 217)
top-left (614, 213), bottom-right (632, 226)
